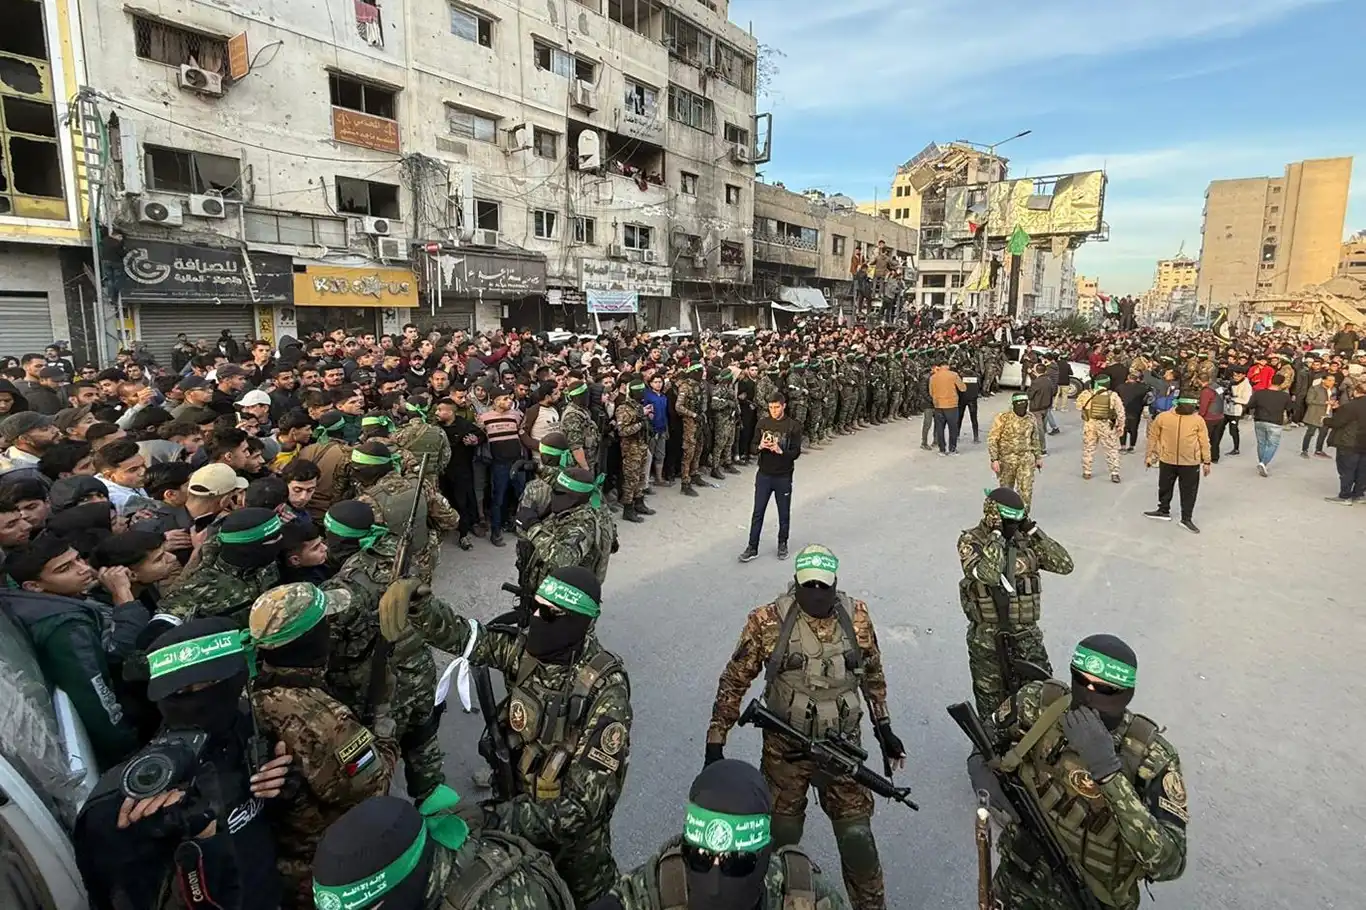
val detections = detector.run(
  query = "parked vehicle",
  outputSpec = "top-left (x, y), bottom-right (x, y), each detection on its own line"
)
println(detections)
top-left (998, 344), bottom-right (1091, 397)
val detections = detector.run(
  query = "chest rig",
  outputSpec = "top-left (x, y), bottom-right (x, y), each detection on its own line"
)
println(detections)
top-left (503, 648), bottom-right (622, 800)
top-left (1084, 390), bottom-right (1115, 422)
top-left (762, 595), bottom-right (865, 740)
top-left (651, 844), bottom-right (830, 910)
top-left (961, 544), bottom-right (1043, 626)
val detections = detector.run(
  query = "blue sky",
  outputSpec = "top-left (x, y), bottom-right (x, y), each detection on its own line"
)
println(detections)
top-left (731, 0), bottom-right (1364, 294)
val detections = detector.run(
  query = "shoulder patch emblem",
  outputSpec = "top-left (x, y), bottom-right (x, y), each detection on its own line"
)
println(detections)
top-left (600, 721), bottom-right (626, 756)
top-left (336, 728), bottom-right (375, 765)
top-left (509, 698), bottom-right (529, 733)
top-left (1157, 769), bottom-right (1189, 823)
top-left (1067, 768), bottom-right (1102, 800)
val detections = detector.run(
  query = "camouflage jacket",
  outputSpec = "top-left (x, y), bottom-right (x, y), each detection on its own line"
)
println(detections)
top-left (358, 470), bottom-right (460, 534)
top-left (606, 840), bottom-right (848, 910)
top-left (674, 378), bottom-right (702, 420)
top-left (394, 420), bottom-right (453, 474)
top-left (425, 832), bottom-right (575, 910)
top-left (709, 380), bottom-right (739, 416)
top-left (707, 591), bottom-right (889, 744)
top-left (754, 376), bottom-right (778, 407)
top-left (157, 555), bottom-right (280, 626)
top-left (522, 504), bottom-right (616, 591)
top-left (784, 374), bottom-right (808, 404)
top-left (615, 398), bottom-right (647, 442)
top-left (560, 402), bottom-right (600, 466)
top-left (868, 361), bottom-right (889, 389)
top-left (320, 540), bottom-right (429, 685)
top-left (986, 411), bottom-right (1043, 463)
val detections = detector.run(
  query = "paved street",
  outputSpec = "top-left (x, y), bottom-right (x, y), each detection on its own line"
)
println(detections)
top-left (431, 396), bottom-right (1365, 910)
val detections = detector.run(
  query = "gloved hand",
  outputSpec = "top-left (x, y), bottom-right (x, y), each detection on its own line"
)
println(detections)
top-left (1018, 517), bottom-right (1037, 536)
top-left (873, 721), bottom-right (906, 771)
top-left (1062, 707), bottom-right (1121, 780)
top-left (704, 743), bottom-right (725, 767)
top-left (379, 577), bottom-right (426, 642)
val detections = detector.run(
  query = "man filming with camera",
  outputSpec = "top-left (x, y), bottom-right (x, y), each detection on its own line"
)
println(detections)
top-left (74, 616), bottom-right (295, 910)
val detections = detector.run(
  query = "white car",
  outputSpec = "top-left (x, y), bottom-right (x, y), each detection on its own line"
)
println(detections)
top-left (998, 345), bottom-right (1091, 397)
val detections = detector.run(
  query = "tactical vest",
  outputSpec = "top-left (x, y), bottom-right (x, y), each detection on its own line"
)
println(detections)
top-left (397, 422), bottom-right (451, 473)
top-left (1006, 681), bottom-right (1166, 908)
top-left (504, 649), bottom-right (623, 801)
top-left (366, 479), bottom-right (431, 551)
top-left (651, 845), bottom-right (831, 910)
top-left (441, 831), bottom-right (575, 910)
top-left (762, 595), bottom-right (864, 740)
top-left (960, 546), bottom-right (1042, 626)
top-left (1083, 391), bottom-right (1115, 422)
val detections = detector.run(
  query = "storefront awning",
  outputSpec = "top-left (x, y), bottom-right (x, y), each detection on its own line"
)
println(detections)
top-left (770, 301), bottom-right (807, 313)
top-left (777, 286), bottom-right (829, 310)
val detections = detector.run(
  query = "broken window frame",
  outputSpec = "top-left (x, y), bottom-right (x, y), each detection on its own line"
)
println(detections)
top-left (532, 127), bottom-right (559, 160)
top-left (532, 208), bottom-right (558, 239)
top-left (0, 44), bottom-right (67, 216)
top-left (623, 223), bottom-right (652, 250)
top-left (623, 77), bottom-right (658, 117)
top-left (713, 41), bottom-right (755, 93)
top-left (725, 183), bottom-right (741, 205)
top-left (608, 0), bottom-right (659, 36)
top-left (334, 175), bottom-right (401, 219)
top-left (475, 198), bottom-right (500, 231)
top-left (680, 171), bottom-right (698, 195)
top-left (573, 215), bottom-right (596, 244)
top-left (668, 84), bottom-right (714, 132)
top-left (722, 122), bottom-right (749, 148)
top-left (720, 240), bottom-right (744, 265)
top-left (244, 209), bottom-right (349, 246)
top-left (329, 73), bottom-right (397, 120)
top-left (450, 5), bottom-right (493, 47)
top-left (144, 145), bottom-right (243, 199)
top-left (663, 11), bottom-right (713, 68)
top-left (131, 15), bottom-right (228, 74)
top-left (447, 106), bottom-right (497, 142)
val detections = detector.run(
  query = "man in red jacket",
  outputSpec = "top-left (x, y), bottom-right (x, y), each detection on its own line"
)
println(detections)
top-left (1247, 354), bottom-right (1275, 391)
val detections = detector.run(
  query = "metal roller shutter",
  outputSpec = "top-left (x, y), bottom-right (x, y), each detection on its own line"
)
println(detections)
top-left (136, 303), bottom-right (254, 368)
top-left (0, 294), bottom-right (57, 360)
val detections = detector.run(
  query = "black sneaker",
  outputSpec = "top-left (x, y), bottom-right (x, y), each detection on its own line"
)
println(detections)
top-left (1180, 519), bottom-right (1201, 534)
top-left (776, 542), bottom-right (789, 560)
top-left (490, 532), bottom-right (506, 548)
top-left (1143, 510), bottom-right (1172, 521)
top-left (739, 546), bottom-right (759, 563)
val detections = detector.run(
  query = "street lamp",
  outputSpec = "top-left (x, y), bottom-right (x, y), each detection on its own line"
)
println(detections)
top-left (954, 131), bottom-right (1033, 317)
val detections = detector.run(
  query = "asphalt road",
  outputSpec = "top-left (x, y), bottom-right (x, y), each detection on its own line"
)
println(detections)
top-left (430, 395), bottom-right (1364, 909)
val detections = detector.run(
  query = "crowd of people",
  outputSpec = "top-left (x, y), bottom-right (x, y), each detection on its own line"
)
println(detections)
top-left (0, 311), bottom-right (1360, 910)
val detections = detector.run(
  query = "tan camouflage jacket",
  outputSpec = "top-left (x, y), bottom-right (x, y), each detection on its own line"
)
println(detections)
top-left (986, 410), bottom-right (1043, 463)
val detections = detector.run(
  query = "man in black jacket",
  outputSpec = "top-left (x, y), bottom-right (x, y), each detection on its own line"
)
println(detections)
top-left (739, 393), bottom-right (802, 563)
top-left (1326, 378), bottom-right (1366, 503)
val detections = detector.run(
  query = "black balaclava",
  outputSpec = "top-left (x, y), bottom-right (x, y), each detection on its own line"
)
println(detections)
top-left (159, 671), bottom-right (248, 737)
top-left (548, 466), bottom-right (597, 514)
top-left (265, 618), bottom-right (331, 669)
top-left (1069, 633), bottom-right (1138, 730)
top-left (352, 441), bottom-right (395, 487)
top-left (794, 581), bottom-right (838, 618)
top-left (1011, 392), bottom-right (1030, 417)
top-left (986, 486), bottom-right (1027, 539)
top-left (218, 507), bottom-right (285, 569)
top-left (684, 759), bottom-right (774, 910)
top-left (325, 500), bottom-right (379, 565)
top-left (525, 565), bottom-right (599, 665)
top-left (312, 796), bottom-right (433, 910)
top-left (148, 617), bottom-right (250, 739)
top-left (539, 430), bottom-right (572, 469)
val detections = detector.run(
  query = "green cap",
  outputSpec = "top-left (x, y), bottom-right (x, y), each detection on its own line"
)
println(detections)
top-left (248, 583), bottom-right (346, 649)
top-left (793, 544), bottom-right (838, 586)
top-left (535, 575), bottom-right (601, 618)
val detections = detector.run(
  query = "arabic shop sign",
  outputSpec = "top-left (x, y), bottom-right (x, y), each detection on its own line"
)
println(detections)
top-left (579, 258), bottom-right (672, 297)
top-left (293, 264), bottom-right (419, 308)
top-left (587, 290), bottom-right (639, 314)
top-left (436, 251), bottom-right (547, 300)
top-left (119, 240), bottom-right (293, 303)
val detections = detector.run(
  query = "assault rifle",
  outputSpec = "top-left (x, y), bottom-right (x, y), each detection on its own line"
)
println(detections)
top-left (991, 542), bottom-right (1019, 695)
top-left (468, 582), bottom-right (527, 801)
top-left (362, 454), bottom-right (429, 726)
top-left (946, 701), bottom-right (1103, 910)
top-left (739, 699), bottom-right (918, 811)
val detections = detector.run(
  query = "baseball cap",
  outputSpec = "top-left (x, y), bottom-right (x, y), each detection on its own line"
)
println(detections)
top-left (237, 390), bottom-right (272, 408)
top-left (177, 376), bottom-right (211, 392)
top-left (52, 405), bottom-right (93, 433)
top-left (793, 545), bottom-right (839, 586)
top-left (217, 364), bottom-right (248, 379)
top-left (0, 412), bottom-right (53, 440)
top-left (188, 463), bottom-right (249, 496)
top-left (39, 365), bottom-right (67, 380)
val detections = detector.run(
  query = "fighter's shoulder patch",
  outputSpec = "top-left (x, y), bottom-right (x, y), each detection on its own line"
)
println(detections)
top-left (1157, 768), bottom-right (1188, 822)
top-left (337, 728), bottom-right (375, 767)
top-left (585, 716), bottom-right (629, 774)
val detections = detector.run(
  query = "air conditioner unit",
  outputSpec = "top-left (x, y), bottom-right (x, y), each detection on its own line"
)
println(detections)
top-left (606, 243), bottom-right (626, 260)
top-left (361, 216), bottom-right (392, 236)
top-left (137, 197), bottom-right (183, 226)
top-left (571, 82), bottom-right (597, 112)
top-left (186, 193), bottom-right (227, 219)
top-left (691, 255), bottom-right (707, 269)
top-left (730, 144), bottom-right (752, 165)
top-left (641, 249), bottom-right (661, 265)
top-left (376, 237), bottom-right (408, 261)
top-left (471, 229), bottom-right (500, 247)
top-left (178, 65), bottom-right (224, 97)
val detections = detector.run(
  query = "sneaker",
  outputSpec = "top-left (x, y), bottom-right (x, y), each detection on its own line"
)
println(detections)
top-left (490, 532), bottom-right (506, 548)
top-left (776, 542), bottom-right (789, 560)
top-left (938, 451), bottom-right (948, 457)
top-left (1144, 509), bottom-right (1172, 521)
top-left (1048, 428), bottom-right (1061, 436)
top-left (458, 535), bottom-right (474, 551)
top-left (1180, 519), bottom-right (1201, 534)
top-left (921, 444), bottom-right (934, 451)
top-left (1315, 451), bottom-right (1331, 459)
top-left (1111, 473), bottom-right (1121, 484)
top-left (1324, 496), bottom-right (1354, 505)
top-left (1300, 451), bottom-right (1310, 459)
top-left (1257, 463), bottom-right (1268, 477)
top-left (1226, 449), bottom-right (1240, 456)
top-left (738, 546), bottom-right (759, 563)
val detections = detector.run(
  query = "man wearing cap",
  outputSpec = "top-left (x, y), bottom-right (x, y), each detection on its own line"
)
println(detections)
top-left (706, 545), bottom-right (902, 910)
top-left (172, 376), bottom-right (215, 418)
top-left (1075, 374), bottom-right (1125, 482)
top-left (0, 411), bottom-right (60, 485)
top-left (210, 363), bottom-right (249, 416)
top-left (237, 389), bottom-right (274, 431)
top-left (352, 440), bottom-right (458, 583)
top-left (1143, 394), bottom-right (1212, 534)
top-left (985, 635), bottom-right (1188, 910)
top-left (590, 758), bottom-right (846, 910)
top-left (987, 391), bottom-right (1045, 509)
top-left (156, 506), bottom-right (284, 634)
top-left (248, 583), bottom-right (401, 908)
top-left (403, 565), bottom-right (632, 907)
top-left (26, 365), bottom-right (67, 414)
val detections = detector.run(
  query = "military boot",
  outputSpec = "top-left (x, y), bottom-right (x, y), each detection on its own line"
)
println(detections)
top-left (724, 462), bottom-right (741, 474)
top-left (710, 465), bottom-right (726, 480)
top-left (681, 481), bottom-right (699, 497)
top-left (634, 497), bottom-right (656, 515)
top-left (622, 503), bottom-right (644, 523)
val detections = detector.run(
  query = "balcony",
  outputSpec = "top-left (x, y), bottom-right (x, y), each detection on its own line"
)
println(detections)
top-left (752, 230), bottom-right (818, 252)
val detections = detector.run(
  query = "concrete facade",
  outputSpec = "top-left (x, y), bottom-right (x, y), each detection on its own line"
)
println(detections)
top-left (1155, 255), bottom-right (1198, 297)
top-left (1340, 233), bottom-right (1366, 277)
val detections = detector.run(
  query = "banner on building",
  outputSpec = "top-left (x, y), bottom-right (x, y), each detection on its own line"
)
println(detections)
top-left (587, 290), bottom-right (639, 314)
top-left (117, 240), bottom-right (293, 304)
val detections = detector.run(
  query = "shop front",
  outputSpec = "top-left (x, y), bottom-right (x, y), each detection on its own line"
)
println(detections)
top-left (290, 262), bottom-right (419, 341)
top-left (424, 249), bottom-right (547, 333)
top-left (579, 258), bottom-right (672, 331)
top-left (117, 239), bottom-right (292, 366)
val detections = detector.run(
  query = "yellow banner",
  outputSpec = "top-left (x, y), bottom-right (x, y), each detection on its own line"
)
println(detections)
top-left (293, 265), bottom-right (418, 308)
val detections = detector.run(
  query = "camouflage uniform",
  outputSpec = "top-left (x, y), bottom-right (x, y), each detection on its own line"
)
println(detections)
top-left (708, 377), bottom-right (738, 472)
top-left (786, 370), bottom-right (810, 435)
top-left (821, 363), bottom-right (839, 441)
top-left (323, 537), bottom-right (446, 800)
top-left (356, 471), bottom-right (459, 584)
top-left (561, 400), bottom-right (601, 470)
top-left (837, 361), bottom-right (859, 433)
top-left (887, 355), bottom-right (905, 420)
top-left (519, 464), bottom-right (561, 520)
top-left (615, 396), bottom-right (649, 505)
top-left (708, 589), bottom-right (892, 910)
top-left (805, 366), bottom-right (826, 443)
top-left (605, 838), bottom-right (848, 909)
top-left (1076, 388), bottom-right (1126, 480)
top-left (157, 556), bottom-right (280, 627)
top-left (519, 503), bottom-right (617, 595)
top-left (420, 828), bottom-right (576, 910)
top-left (867, 356), bottom-right (889, 422)
top-left (393, 419), bottom-right (452, 474)
top-left (992, 682), bottom-right (1188, 910)
top-left (957, 502), bottom-right (1073, 725)
top-left (674, 375), bottom-right (704, 484)
top-left (410, 604), bottom-right (632, 909)
top-left (986, 409), bottom-right (1044, 508)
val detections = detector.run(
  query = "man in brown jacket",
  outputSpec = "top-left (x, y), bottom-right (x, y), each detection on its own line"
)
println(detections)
top-left (929, 359), bottom-right (967, 455)
top-left (1143, 395), bottom-right (1212, 533)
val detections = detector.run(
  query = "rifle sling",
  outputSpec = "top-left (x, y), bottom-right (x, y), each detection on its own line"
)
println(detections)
top-left (996, 691), bottom-right (1070, 775)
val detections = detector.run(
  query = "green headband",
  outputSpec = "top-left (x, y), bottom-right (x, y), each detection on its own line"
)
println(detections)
top-left (405, 401), bottom-right (430, 419)
top-left (984, 488), bottom-right (1026, 521)
top-left (252, 586), bottom-right (327, 649)
top-left (219, 514), bottom-right (284, 545)
top-left (566, 383), bottom-right (588, 397)
top-left (1011, 393), bottom-right (1029, 402)
top-left (352, 449), bottom-right (401, 471)
top-left (794, 550), bottom-right (839, 575)
top-left (314, 418), bottom-right (345, 443)
top-left (361, 415), bottom-right (396, 433)
top-left (1071, 645), bottom-right (1137, 689)
top-left (312, 785), bottom-right (469, 910)
top-left (535, 575), bottom-right (601, 618)
top-left (686, 363), bottom-right (704, 373)
top-left (148, 630), bottom-right (249, 681)
top-left (1094, 376), bottom-right (1111, 386)
top-left (324, 513), bottom-right (389, 551)
top-left (684, 804), bottom-right (772, 854)
top-left (629, 382), bottom-right (646, 391)
top-left (538, 442), bottom-right (574, 467)
top-left (1175, 397), bottom-right (1199, 406)
top-left (556, 471), bottom-right (605, 509)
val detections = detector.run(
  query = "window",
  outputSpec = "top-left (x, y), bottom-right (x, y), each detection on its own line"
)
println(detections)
top-left (720, 240), bottom-right (744, 265)
top-left (723, 122), bottom-right (750, 148)
top-left (1272, 185), bottom-right (1281, 193)
top-left (245, 210), bottom-right (348, 247)
top-left (533, 127), bottom-right (559, 159)
top-left (609, 0), bottom-right (658, 36)
top-left (714, 41), bottom-right (755, 92)
top-left (951, 273), bottom-right (964, 287)
top-left (623, 223), bottom-right (652, 250)
top-left (145, 145), bottom-right (242, 199)
top-left (832, 235), bottom-right (846, 255)
top-left (681, 171), bottom-right (699, 195)
top-left (573, 216), bottom-right (596, 244)
top-left (725, 184), bottom-right (741, 205)
top-left (0, 8), bottom-right (66, 219)
top-left (475, 199), bottom-right (500, 231)
top-left (573, 0), bottom-right (601, 11)
top-left (132, 15), bottom-right (227, 73)
top-left (664, 12), bottom-right (713, 67)
top-left (533, 209), bottom-right (558, 239)
top-left (1260, 262), bottom-right (1274, 271)
top-left (1268, 224), bottom-right (1277, 232)
top-left (450, 6), bottom-right (493, 47)
top-left (336, 176), bottom-right (400, 218)
top-left (623, 78), bottom-right (658, 116)
top-left (921, 274), bottom-right (946, 288)
top-left (329, 73), bottom-right (396, 119)
top-left (668, 85), bottom-right (714, 132)
top-left (447, 106), bottom-right (497, 142)
top-left (1262, 243), bottom-right (1277, 262)
top-left (533, 40), bottom-right (595, 81)
top-left (1268, 205), bottom-right (1279, 214)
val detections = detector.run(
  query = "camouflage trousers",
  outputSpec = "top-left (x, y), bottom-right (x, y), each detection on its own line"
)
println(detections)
top-left (872, 389), bottom-right (889, 421)
top-left (997, 458), bottom-right (1038, 509)
top-left (711, 414), bottom-right (736, 467)
top-left (790, 401), bottom-right (809, 430)
top-left (543, 820), bottom-right (616, 908)
top-left (823, 396), bottom-right (838, 440)
top-left (762, 733), bottom-right (884, 910)
top-left (621, 437), bottom-right (649, 503)
top-left (888, 389), bottom-right (903, 419)
top-left (838, 388), bottom-right (857, 430)
top-left (965, 622), bottom-right (1052, 727)
top-left (1081, 419), bottom-right (1122, 477)
top-left (993, 845), bottom-right (1138, 910)
top-left (681, 416), bottom-right (703, 482)
top-left (805, 401), bottom-right (822, 442)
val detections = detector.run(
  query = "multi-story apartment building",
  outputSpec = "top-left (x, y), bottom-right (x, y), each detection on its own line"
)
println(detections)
top-left (1339, 232), bottom-right (1366, 278)
top-left (1155, 255), bottom-right (1198, 297)
top-left (67, 0), bottom-right (763, 363)
top-left (1196, 156), bottom-right (1352, 308)
top-left (1075, 274), bottom-right (1100, 318)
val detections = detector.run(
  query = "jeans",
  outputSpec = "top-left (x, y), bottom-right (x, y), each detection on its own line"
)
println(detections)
top-left (1157, 462), bottom-right (1200, 521)
top-left (1223, 415), bottom-right (1241, 453)
top-left (1121, 413), bottom-right (1142, 449)
top-left (748, 472), bottom-right (793, 548)
top-left (1301, 425), bottom-right (1329, 453)
top-left (1253, 421), bottom-right (1283, 465)
top-left (934, 407), bottom-right (961, 453)
top-left (488, 459), bottom-right (525, 533)
top-left (921, 410), bottom-right (934, 446)
top-left (472, 459), bottom-right (489, 521)
top-left (1044, 408), bottom-right (1060, 433)
top-left (1335, 450), bottom-right (1366, 500)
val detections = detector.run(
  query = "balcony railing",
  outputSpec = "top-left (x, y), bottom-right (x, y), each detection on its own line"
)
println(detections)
top-left (753, 230), bottom-right (818, 252)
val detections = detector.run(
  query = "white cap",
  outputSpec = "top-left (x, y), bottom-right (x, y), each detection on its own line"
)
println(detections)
top-left (237, 390), bottom-right (272, 408)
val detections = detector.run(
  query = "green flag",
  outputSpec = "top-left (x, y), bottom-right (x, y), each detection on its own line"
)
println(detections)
top-left (1007, 226), bottom-right (1030, 256)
